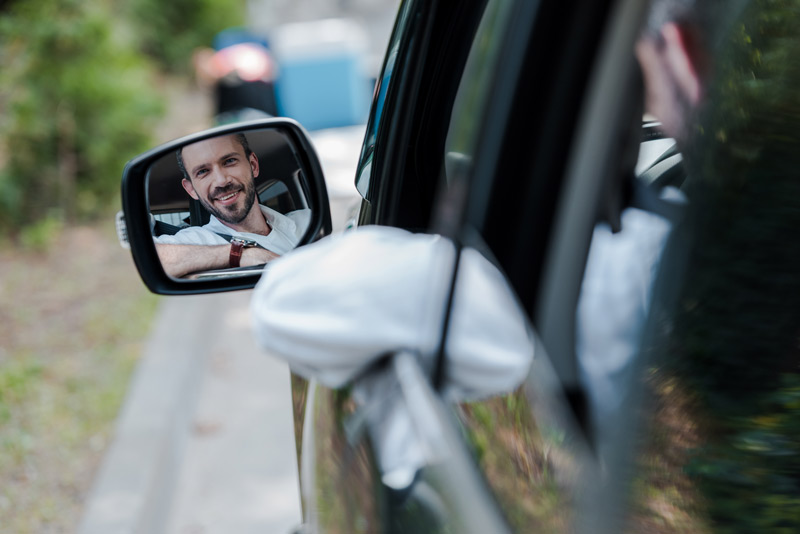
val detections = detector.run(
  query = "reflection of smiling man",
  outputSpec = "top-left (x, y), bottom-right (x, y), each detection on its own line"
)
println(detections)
top-left (155, 133), bottom-right (310, 278)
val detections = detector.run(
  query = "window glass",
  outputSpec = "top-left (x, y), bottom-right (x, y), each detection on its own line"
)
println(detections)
top-left (448, 0), bottom-right (800, 532)
top-left (443, 0), bottom-right (511, 185)
top-left (455, 387), bottom-right (581, 532)
top-left (355, 0), bottom-right (411, 198)
top-left (441, 1), bottom-right (584, 531)
top-left (153, 212), bottom-right (189, 227)
top-left (627, 1), bottom-right (800, 530)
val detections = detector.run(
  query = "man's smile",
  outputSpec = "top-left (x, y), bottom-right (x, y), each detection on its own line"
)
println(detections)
top-left (213, 188), bottom-right (242, 206)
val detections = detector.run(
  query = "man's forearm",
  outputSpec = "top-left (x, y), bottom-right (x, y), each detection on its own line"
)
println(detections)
top-left (155, 244), bottom-right (231, 278)
top-left (155, 243), bottom-right (281, 278)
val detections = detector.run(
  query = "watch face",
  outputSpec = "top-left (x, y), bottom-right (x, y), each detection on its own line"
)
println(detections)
top-left (231, 237), bottom-right (257, 247)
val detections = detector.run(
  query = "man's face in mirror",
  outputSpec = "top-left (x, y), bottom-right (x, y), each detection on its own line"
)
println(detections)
top-left (179, 134), bottom-right (260, 226)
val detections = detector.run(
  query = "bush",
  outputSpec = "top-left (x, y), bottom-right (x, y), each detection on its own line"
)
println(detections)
top-left (0, 0), bottom-right (163, 234)
top-left (127, 0), bottom-right (245, 71)
top-left (664, 0), bottom-right (800, 530)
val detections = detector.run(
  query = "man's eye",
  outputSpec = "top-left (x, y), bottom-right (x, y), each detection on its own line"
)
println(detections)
top-left (195, 168), bottom-right (209, 178)
top-left (224, 157), bottom-right (238, 165)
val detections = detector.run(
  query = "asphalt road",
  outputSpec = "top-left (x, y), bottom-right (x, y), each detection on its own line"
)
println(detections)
top-left (79, 126), bottom-right (364, 534)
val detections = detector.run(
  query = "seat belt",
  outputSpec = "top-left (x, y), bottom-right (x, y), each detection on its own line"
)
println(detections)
top-left (628, 143), bottom-right (687, 225)
top-left (638, 146), bottom-right (686, 189)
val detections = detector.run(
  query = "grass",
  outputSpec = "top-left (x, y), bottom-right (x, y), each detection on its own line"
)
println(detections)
top-left (0, 220), bottom-right (160, 533)
top-left (455, 378), bottom-right (715, 534)
top-left (456, 390), bottom-right (577, 533)
top-left (624, 371), bottom-right (712, 534)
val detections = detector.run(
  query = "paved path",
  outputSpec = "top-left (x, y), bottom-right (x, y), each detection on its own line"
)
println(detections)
top-left (165, 292), bottom-right (302, 533)
top-left (79, 292), bottom-right (302, 534)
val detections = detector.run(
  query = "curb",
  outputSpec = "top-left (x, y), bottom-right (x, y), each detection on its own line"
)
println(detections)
top-left (78, 295), bottom-right (217, 534)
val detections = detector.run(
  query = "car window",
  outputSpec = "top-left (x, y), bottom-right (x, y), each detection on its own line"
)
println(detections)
top-left (443, 0), bottom-right (511, 183)
top-left (449, 1), bottom-right (800, 532)
top-left (625, 2), bottom-right (800, 530)
top-left (436, 1), bottom-right (588, 531)
top-left (435, 1), bottom-right (800, 532)
top-left (355, 0), bottom-right (411, 199)
top-left (153, 212), bottom-right (189, 228)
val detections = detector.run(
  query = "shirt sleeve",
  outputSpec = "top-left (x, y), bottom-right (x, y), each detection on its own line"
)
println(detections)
top-left (154, 227), bottom-right (229, 246)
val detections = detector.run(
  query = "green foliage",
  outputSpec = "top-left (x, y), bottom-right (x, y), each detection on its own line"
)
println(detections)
top-left (0, 0), bottom-right (163, 234)
top-left (127, 0), bottom-right (245, 71)
top-left (458, 392), bottom-right (575, 532)
top-left (684, 379), bottom-right (800, 533)
top-left (664, 0), bottom-right (800, 530)
top-left (0, 359), bottom-right (44, 425)
top-left (18, 216), bottom-right (64, 251)
top-left (0, 226), bottom-right (161, 531)
top-left (676, 0), bottom-right (800, 411)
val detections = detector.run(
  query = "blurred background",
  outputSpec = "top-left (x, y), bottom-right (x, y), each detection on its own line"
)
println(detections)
top-left (0, 0), bottom-right (397, 531)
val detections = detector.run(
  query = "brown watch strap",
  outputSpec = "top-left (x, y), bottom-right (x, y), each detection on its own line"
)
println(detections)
top-left (229, 240), bottom-right (244, 268)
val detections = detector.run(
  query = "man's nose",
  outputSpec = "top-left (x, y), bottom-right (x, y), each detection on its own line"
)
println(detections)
top-left (210, 165), bottom-right (231, 185)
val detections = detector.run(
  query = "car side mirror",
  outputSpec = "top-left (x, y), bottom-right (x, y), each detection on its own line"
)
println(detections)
top-left (121, 118), bottom-right (332, 295)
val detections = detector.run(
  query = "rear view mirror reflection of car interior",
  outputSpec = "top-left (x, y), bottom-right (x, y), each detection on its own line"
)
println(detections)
top-left (146, 129), bottom-right (313, 280)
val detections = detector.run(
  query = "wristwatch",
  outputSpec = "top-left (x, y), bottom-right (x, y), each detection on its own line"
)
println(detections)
top-left (229, 237), bottom-right (258, 268)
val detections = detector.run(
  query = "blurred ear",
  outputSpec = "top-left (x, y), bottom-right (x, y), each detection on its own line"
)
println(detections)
top-left (249, 152), bottom-right (260, 178)
top-left (660, 22), bottom-right (705, 106)
top-left (181, 178), bottom-right (199, 200)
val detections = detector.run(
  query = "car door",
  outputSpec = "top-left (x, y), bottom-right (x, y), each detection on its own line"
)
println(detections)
top-left (299, 0), bottom-right (651, 532)
top-left (298, 2), bottom-right (509, 531)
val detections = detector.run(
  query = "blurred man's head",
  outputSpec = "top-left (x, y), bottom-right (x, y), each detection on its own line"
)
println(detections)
top-left (176, 133), bottom-right (260, 227)
top-left (636, 0), bottom-right (722, 142)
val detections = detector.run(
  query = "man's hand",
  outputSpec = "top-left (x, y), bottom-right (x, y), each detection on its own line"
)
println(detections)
top-left (241, 247), bottom-right (280, 267)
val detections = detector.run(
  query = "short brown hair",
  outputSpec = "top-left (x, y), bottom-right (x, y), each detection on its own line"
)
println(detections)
top-left (175, 133), bottom-right (252, 181)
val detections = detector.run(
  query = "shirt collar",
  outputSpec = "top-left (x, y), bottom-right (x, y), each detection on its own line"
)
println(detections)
top-left (206, 204), bottom-right (296, 238)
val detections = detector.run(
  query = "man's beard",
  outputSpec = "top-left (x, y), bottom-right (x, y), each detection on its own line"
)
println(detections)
top-left (200, 175), bottom-right (257, 226)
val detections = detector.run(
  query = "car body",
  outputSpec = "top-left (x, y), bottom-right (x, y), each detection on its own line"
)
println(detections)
top-left (294, 0), bottom-right (648, 531)
top-left (290, 0), bottom-right (799, 532)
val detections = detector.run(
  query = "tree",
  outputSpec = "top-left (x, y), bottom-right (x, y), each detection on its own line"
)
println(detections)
top-left (127, 0), bottom-right (244, 72)
top-left (0, 0), bottom-right (163, 233)
top-left (667, 1), bottom-right (800, 530)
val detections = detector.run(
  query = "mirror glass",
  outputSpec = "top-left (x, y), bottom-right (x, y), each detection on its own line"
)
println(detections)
top-left (147, 128), bottom-right (312, 280)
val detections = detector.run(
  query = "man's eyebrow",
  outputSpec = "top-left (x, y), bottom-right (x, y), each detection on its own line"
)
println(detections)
top-left (217, 151), bottom-right (241, 162)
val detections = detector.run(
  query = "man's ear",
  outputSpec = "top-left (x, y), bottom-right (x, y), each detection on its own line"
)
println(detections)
top-left (181, 178), bottom-right (199, 200)
top-left (660, 22), bottom-right (706, 106)
top-left (249, 153), bottom-right (260, 178)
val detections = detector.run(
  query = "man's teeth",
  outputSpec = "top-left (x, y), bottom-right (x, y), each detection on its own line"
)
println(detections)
top-left (218, 192), bottom-right (236, 201)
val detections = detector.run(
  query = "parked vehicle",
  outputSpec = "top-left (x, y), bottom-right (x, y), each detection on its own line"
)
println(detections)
top-left (121, 0), bottom-right (800, 532)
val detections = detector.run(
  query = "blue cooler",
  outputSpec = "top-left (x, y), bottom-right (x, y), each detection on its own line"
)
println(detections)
top-left (272, 19), bottom-right (371, 131)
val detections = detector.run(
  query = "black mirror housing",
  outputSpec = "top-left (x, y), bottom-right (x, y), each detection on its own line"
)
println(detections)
top-left (121, 118), bottom-right (332, 295)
